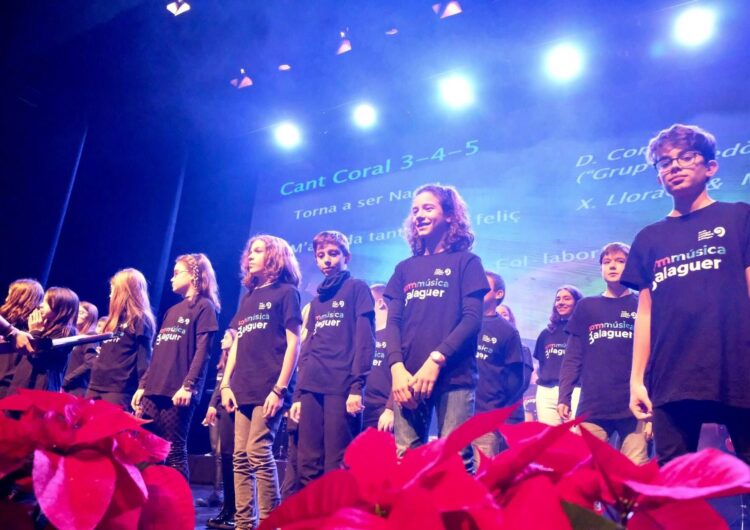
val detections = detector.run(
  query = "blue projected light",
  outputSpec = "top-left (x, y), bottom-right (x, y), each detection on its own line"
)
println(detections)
top-left (673, 6), bottom-right (718, 47)
top-left (439, 75), bottom-right (475, 109)
top-left (544, 43), bottom-right (585, 82)
top-left (353, 103), bottom-right (377, 128)
top-left (274, 122), bottom-right (302, 149)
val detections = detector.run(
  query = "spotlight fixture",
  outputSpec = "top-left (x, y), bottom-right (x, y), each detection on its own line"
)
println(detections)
top-left (274, 122), bottom-right (302, 149)
top-left (439, 75), bottom-right (474, 109)
top-left (337, 30), bottom-right (352, 55)
top-left (230, 68), bottom-right (253, 89)
top-left (432, 2), bottom-right (462, 18)
top-left (544, 43), bottom-right (584, 82)
top-left (353, 103), bottom-right (377, 128)
top-left (166, 0), bottom-right (190, 16)
top-left (673, 6), bottom-right (717, 47)
top-left (278, 64), bottom-right (292, 71)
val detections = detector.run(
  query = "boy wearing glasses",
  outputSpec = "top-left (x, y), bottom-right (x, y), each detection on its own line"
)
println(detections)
top-left (621, 124), bottom-right (750, 465)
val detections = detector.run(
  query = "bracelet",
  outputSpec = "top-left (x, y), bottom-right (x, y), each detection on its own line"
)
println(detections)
top-left (220, 384), bottom-right (231, 391)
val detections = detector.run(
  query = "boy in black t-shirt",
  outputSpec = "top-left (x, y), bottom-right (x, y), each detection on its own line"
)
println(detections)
top-left (292, 231), bottom-right (375, 486)
top-left (385, 184), bottom-right (489, 472)
top-left (363, 284), bottom-right (394, 432)
top-left (472, 271), bottom-right (525, 461)
top-left (558, 243), bottom-right (649, 465)
top-left (622, 124), bottom-right (750, 465)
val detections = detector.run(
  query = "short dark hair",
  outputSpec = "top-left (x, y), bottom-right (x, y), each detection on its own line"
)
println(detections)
top-left (312, 230), bottom-right (351, 258)
top-left (599, 242), bottom-right (630, 263)
top-left (485, 271), bottom-right (506, 304)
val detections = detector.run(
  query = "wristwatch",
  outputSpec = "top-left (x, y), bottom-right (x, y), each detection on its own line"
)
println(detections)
top-left (429, 351), bottom-right (446, 366)
top-left (272, 385), bottom-right (288, 398)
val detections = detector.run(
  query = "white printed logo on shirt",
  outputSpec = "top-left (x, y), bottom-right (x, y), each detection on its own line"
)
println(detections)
top-left (332, 300), bottom-right (345, 308)
top-left (697, 226), bottom-right (726, 241)
top-left (258, 302), bottom-right (272, 310)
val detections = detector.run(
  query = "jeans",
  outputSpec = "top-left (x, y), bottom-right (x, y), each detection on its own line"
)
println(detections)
top-left (536, 384), bottom-right (580, 426)
top-left (234, 405), bottom-right (283, 530)
top-left (580, 418), bottom-right (649, 465)
top-left (394, 387), bottom-right (475, 472)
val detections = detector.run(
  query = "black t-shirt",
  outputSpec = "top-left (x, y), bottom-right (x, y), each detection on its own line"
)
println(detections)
top-left (9, 332), bottom-right (71, 393)
top-left (561, 294), bottom-right (638, 420)
top-left (533, 325), bottom-right (569, 387)
top-left (475, 315), bottom-right (524, 413)
top-left (63, 343), bottom-right (99, 394)
top-left (89, 320), bottom-right (154, 395)
top-left (298, 277), bottom-right (375, 395)
top-left (364, 328), bottom-right (392, 414)
top-left (621, 201), bottom-right (750, 408)
top-left (384, 251), bottom-right (490, 390)
top-left (229, 283), bottom-right (302, 407)
top-left (142, 297), bottom-right (219, 397)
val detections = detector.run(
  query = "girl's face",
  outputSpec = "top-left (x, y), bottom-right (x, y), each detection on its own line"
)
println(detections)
top-left (411, 191), bottom-right (450, 242)
top-left (77, 305), bottom-right (89, 328)
top-left (221, 330), bottom-right (235, 350)
top-left (40, 295), bottom-right (52, 321)
top-left (171, 260), bottom-right (192, 296)
top-left (247, 239), bottom-right (268, 276)
top-left (555, 289), bottom-right (576, 318)
top-left (497, 305), bottom-right (511, 321)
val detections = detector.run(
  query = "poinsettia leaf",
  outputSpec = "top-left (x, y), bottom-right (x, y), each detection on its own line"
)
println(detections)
top-left (137, 465), bottom-right (194, 530)
top-left (0, 388), bottom-right (78, 413)
top-left (33, 448), bottom-right (117, 530)
top-left (0, 414), bottom-right (33, 479)
top-left (418, 455), bottom-right (498, 513)
top-left (72, 400), bottom-right (147, 447)
top-left (259, 470), bottom-right (362, 530)
top-left (624, 448), bottom-right (750, 507)
top-left (97, 460), bottom-right (148, 530)
top-left (344, 428), bottom-right (399, 506)
top-left (579, 427), bottom-right (660, 506)
top-left (556, 463), bottom-right (603, 509)
top-left (628, 499), bottom-right (728, 530)
top-left (387, 485), bottom-right (446, 529)
top-left (321, 508), bottom-right (389, 529)
top-left (561, 501), bottom-right (622, 530)
top-left (113, 429), bottom-right (171, 465)
top-left (502, 474), bottom-right (572, 530)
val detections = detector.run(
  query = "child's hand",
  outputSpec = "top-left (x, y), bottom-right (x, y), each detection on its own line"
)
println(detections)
top-left (28, 309), bottom-right (43, 333)
top-left (263, 391), bottom-right (282, 418)
top-left (557, 403), bottom-right (571, 421)
top-left (221, 387), bottom-right (237, 413)
top-left (346, 394), bottom-right (364, 416)
top-left (290, 401), bottom-right (301, 423)
top-left (12, 329), bottom-right (35, 353)
top-left (377, 409), bottom-right (394, 432)
top-left (629, 383), bottom-right (653, 420)
top-left (391, 363), bottom-right (417, 409)
top-left (172, 386), bottom-right (192, 407)
top-left (409, 357), bottom-right (441, 401)
top-left (131, 388), bottom-right (145, 415)
top-left (202, 406), bottom-right (218, 426)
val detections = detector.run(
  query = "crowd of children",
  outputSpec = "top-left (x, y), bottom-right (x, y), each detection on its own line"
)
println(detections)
top-left (1, 123), bottom-right (748, 530)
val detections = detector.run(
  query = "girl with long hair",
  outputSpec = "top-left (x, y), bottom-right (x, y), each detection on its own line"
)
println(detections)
top-left (62, 301), bottom-right (99, 397)
top-left (533, 285), bottom-right (584, 425)
top-left (221, 235), bottom-right (302, 530)
top-left (132, 253), bottom-right (220, 479)
top-left (9, 286), bottom-right (79, 393)
top-left (0, 279), bottom-right (44, 398)
top-left (88, 268), bottom-right (155, 408)
top-left (385, 183), bottom-right (490, 472)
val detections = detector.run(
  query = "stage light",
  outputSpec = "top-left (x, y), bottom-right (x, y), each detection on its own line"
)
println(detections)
top-left (278, 64), bottom-right (292, 71)
top-left (166, 1), bottom-right (190, 16)
top-left (673, 6), bottom-right (717, 47)
top-left (353, 104), bottom-right (377, 128)
top-left (274, 122), bottom-right (302, 149)
top-left (432, 2), bottom-right (463, 18)
top-left (337, 30), bottom-right (352, 55)
top-left (230, 68), bottom-right (253, 89)
top-left (439, 75), bottom-right (474, 109)
top-left (385, 28), bottom-right (399, 36)
top-left (544, 43), bottom-right (584, 82)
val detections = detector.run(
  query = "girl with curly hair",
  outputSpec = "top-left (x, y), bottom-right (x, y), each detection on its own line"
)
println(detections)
top-left (384, 183), bottom-right (490, 472)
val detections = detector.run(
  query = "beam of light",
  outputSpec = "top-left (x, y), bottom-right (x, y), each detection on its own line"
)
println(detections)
top-left (439, 75), bottom-right (475, 109)
top-left (544, 43), bottom-right (585, 82)
top-left (166, 1), bottom-right (190, 16)
top-left (673, 6), bottom-right (718, 47)
top-left (353, 103), bottom-right (377, 128)
top-left (337, 31), bottom-right (352, 55)
top-left (274, 122), bottom-right (302, 149)
top-left (230, 68), bottom-right (253, 89)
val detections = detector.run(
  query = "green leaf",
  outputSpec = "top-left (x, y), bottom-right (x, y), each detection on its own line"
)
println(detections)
top-left (562, 501), bottom-right (623, 530)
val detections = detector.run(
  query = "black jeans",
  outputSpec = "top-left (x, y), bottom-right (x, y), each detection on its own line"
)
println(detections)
top-left (141, 394), bottom-right (198, 480)
top-left (218, 407), bottom-right (236, 513)
top-left (652, 400), bottom-right (750, 466)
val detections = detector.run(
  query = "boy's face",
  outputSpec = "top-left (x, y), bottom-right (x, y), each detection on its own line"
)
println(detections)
top-left (655, 145), bottom-right (718, 197)
top-left (601, 250), bottom-right (627, 284)
top-left (483, 275), bottom-right (504, 307)
top-left (315, 242), bottom-right (349, 276)
top-left (411, 191), bottom-right (450, 241)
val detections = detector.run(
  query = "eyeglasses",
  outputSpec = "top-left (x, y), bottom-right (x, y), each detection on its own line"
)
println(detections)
top-left (653, 150), bottom-right (703, 173)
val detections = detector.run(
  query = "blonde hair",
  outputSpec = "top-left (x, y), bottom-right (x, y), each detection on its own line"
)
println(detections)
top-left (404, 184), bottom-right (475, 256)
top-left (176, 253), bottom-right (221, 311)
top-left (240, 235), bottom-right (301, 288)
top-left (104, 268), bottom-right (156, 335)
top-left (77, 301), bottom-right (99, 334)
top-left (0, 279), bottom-right (44, 327)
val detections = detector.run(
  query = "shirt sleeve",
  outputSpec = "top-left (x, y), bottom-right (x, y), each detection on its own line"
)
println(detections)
top-left (621, 230), bottom-right (653, 291)
top-left (282, 287), bottom-right (303, 330)
top-left (558, 334), bottom-right (583, 407)
top-left (350, 282), bottom-right (376, 395)
top-left (384, 265), bottom-right (405, 367)
top-left (136, 325), bottom-right (154, 386)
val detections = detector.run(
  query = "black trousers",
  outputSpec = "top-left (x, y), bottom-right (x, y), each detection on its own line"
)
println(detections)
top-left (86, 388), bottom-right (131, 410)
top-left (297, 391), bottom-right (361, 487)
top-left (280, 417), bottom-right (300, 500)
top-left (217, 408), bottom-right (236, 513)
top-left (141, 394), bottom-right (198, 480)
top-left (653, 400), bottom-right (750, 466)
top-left (362, 404), bottom-right (385, 431)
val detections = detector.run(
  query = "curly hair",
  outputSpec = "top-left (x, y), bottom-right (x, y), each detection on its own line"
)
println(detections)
top-left (0, 279), bottom-right (44, 327)
top-left (240, 234), bottom-right (301, 289)
top-left (176, 253), bottom-right (221, 312)
top-left (645, 124), bottom-right (717, 165)
top-left (547, 285), bottom-right (583, 332)
top-left (403, 183), bottom-right (474, 256)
